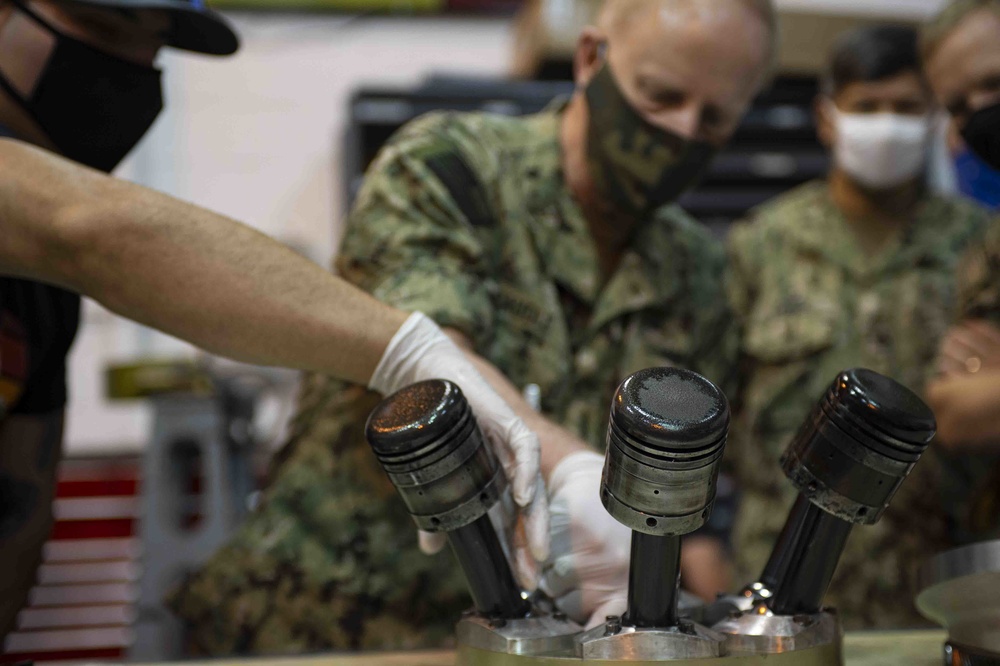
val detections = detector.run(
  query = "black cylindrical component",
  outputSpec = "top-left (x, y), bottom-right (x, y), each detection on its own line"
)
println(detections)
top-left (449, 515), bottom-right (530, 618)
top-left (762, 368), bottom-right (936, 615)
top-left (365, 380), bottom-right (528, 618)
top-left (759, 492), bottom-right (814, 591)
top-left (602, 367), bottom-right (730, 628)
top-left (767, 496), bottom-right (853, 615)
top-left (626, 532), bottom-right (682, 627)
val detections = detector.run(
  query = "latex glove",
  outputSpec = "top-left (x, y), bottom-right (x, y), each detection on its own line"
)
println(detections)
top-left (540, 451), bottom-right (631, 629)
top-left (368, 312), bottom-right (549, 588)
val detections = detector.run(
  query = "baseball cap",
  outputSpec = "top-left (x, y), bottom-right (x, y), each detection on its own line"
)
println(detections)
top-left (61, 0), bottom-right (239, 55)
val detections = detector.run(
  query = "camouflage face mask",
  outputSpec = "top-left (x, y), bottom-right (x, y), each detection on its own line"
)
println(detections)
top-left (584, 62), bottom-right (717, 219)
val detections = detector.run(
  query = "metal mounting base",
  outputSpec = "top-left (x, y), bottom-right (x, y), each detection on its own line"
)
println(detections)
top-left (457, 613), bottom-right (582, 657)
top-left (711, 609), bottom-right (841, 657)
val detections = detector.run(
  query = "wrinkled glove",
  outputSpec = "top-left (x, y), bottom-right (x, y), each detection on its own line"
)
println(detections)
top-left (540, 451), bottom-right (631, 629)
top-left (368, 311), bottom-right (549, 589)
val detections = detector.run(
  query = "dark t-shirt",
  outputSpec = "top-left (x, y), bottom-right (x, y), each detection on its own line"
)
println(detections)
top-left (0, 125), bottom-right (81, 417)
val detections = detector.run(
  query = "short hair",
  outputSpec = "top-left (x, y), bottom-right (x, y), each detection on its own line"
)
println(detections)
top-left (821, 24), bottom-right (924, 97)
top-left (922, 0), bottom-right (1000, 60)
top-left (597, 0), bottom-right (779, 75)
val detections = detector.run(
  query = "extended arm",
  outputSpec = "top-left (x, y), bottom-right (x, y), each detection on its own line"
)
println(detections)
top-left (0, 139), bottom-right (405, 385)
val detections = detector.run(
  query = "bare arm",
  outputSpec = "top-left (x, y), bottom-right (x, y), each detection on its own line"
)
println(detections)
top-left (0, 412), bottom-right (63, 641)
top-left (0, 139), bottom-right (407, 385)
top-left (442, 328), bottom-right (589, 480)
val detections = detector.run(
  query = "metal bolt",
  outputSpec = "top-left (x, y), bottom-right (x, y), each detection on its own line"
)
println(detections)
top-left (678, 620), bottom-right (696, 635)
top-left (604, 615), bottom-right (622, 636)
top-left (793, 614), bottom-right (815, 627)
top-left (489, 616), bottom-right (507, 629)
top-left (553, 611), bottom-right (568, 622)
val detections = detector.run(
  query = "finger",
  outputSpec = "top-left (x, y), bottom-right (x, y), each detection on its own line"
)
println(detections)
top-left (418, 530), bottom-right (448, 555)
top-left (523, 476), bottom-right (551, 562)
top-left (505, 420), bottom-right (542, 507)
top-left (938, 355), bottom-right (967, 377)
top-left (966, 320), bottom-right (1000, 347)
top-left (512, 517), bottom-right (541, 591)
top-left (951, 328), bottom-right (993, 359)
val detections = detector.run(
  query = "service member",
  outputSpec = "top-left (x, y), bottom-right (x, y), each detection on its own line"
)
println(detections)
top-left (0, 0), bottom-right (548, 640)
top-left (922, 0), bottom-right (1000, 542)
top-left (172, 0), bottom-right (778, 653)
top-left (725, 24), bottom-right (993, 629)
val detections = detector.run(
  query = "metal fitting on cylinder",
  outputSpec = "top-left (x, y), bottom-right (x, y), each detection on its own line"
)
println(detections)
top-left (365, 380), bottom-right (527, 619)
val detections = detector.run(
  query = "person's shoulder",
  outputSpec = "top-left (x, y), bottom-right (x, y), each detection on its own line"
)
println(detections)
top-left (388, 110), bottom-right (545, 164)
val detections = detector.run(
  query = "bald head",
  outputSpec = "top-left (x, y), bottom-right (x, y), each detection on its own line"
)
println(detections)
top-left (569, 0), bottom-right (774, 147)
top-left (596, 0), bottom-right (777, 73)
top-left (923, 0), bottom-right (1000, 128)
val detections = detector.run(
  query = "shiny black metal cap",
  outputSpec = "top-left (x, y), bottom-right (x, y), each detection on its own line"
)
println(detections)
top-left (781, 368), bottom-right (937, 525)
top-left (609, 367), bottom-right (729, 460)
top-left (822, 368), bottom-right (936, 460)
top-left (365, 380), bottom-right (504, 531)
top-left (366, 380), bottom-right (473, 467)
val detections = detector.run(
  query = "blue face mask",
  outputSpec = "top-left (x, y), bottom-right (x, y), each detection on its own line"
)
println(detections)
top-left (0, 2), bottom-right (163, 171)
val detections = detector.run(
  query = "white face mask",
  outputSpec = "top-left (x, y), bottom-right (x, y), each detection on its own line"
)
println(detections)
top-left (828, 104), bottom-right (932, 190)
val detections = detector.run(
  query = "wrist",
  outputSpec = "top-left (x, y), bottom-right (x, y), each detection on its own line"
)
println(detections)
top-left (367, 311), bottom-right (441, 394)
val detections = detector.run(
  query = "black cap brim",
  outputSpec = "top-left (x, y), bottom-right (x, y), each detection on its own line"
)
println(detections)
top-left (62, 0), bottom-right (239, 55)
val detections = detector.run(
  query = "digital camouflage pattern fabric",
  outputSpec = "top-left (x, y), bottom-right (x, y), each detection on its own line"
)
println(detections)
top-left (169, 105), bottom-right (736, 653)
top-left (943, 216), bottom-right (1000, 545)
top-left (725, 181), bottom-right (992, 630)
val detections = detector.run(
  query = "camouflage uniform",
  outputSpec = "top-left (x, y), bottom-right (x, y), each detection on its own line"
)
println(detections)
top-left (938, 217), bottom-right (1000, 545)
top-left (726, 181), bottom-right (992, 629)
top-left (169, 105), bottom-right (736, 654)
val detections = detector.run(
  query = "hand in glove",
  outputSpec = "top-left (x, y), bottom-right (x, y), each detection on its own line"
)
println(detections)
top-left (368, 312), bottom-right (549, 588)
top-left (540, 451), bottom-right (631, 628)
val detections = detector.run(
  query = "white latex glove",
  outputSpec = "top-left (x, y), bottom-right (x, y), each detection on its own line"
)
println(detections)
top-left (540, 451), bottom-right (631, 629)
top-left (368, 312), bottom-right (550, 589)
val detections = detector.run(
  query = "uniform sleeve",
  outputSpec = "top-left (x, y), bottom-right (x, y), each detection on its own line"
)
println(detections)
top-left (336, 115), bottom-right (496, 346)
top-left (956, 215), bottom-right (1000, 325)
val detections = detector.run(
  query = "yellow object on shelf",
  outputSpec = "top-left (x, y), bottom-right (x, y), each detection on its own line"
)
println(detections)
top-left (105, 360), bottom-right (213, 400)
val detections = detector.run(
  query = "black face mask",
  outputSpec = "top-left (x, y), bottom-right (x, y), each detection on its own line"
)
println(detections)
top-left (584, 61), bottom-right (717, 220)
top-left (0, 2), bottom-right (163, 172)
top-left (962, 101), bottom-right (1000, 172)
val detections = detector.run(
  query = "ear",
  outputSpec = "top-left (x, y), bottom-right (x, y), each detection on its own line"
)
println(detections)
top-left (573, 26), bottom-right (606, 89)
top-left (815, 95), bottom-right (836, 150)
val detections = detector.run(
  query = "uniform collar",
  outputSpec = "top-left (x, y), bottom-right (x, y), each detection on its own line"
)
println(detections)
top-left (780, 181), bottom-right (961, 278)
